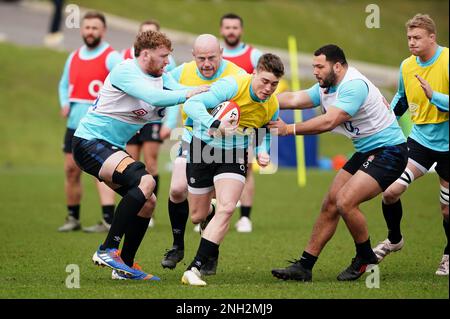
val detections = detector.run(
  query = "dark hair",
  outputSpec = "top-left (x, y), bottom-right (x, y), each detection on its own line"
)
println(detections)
top-left (314, 44), bottom-right (347, 66)
top-left (256, 53), bottom-right (285, 78)
top-left (83, 11), bottom-right (106, 27)
top-left (140, 19), bottom-right (160, 31)
top-left (220, 13), bottom-right (243, 27)
top-left (134, 31), bottom-right (172, 57)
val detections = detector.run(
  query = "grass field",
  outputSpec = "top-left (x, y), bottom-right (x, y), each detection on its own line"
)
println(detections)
top-left (1, 165), bottom-right (448, 299)
top-left (0, 43), bottom-right (448, 299)
top-left (72, 0), bottom-right (449, 66)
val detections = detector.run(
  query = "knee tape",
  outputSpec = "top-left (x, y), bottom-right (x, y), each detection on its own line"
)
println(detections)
top-left (396, 167), bottom-right (415, 187)
top-left (440, 185), bottom-right (449, 206)
top-left (112, 161), bottom-right (148, 189)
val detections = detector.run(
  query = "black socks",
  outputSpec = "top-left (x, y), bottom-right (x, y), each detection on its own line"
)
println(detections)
top-left (299, 251), bottom-right (318, 270)
top-left (67, 205), bottom-right (80, 220)
top-left (240, 206), bottom-right (252, 219)
top-left (121, 215), bottom-right (151, 267)
top-left (356, 238), bottom-right (377, 261)
top-left (168, 199), bottom-right (189, 250)
top-left (102, 187), bottom-right (147, 250)
top-left (382, 200), bottom-right (403, 244)
top-left (187, 238), bottom-right (219, 270)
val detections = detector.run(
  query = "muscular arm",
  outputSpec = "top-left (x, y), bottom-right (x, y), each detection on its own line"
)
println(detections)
top-left (276, 83), bottom-right (320, 109)
top-left (291, 106), bottom-right (351, 135)
top-left (270, 80), bottom-right (366, 136)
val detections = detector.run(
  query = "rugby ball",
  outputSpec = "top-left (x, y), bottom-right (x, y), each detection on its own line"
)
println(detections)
top-left (210, 100), bottom-right (240, 125)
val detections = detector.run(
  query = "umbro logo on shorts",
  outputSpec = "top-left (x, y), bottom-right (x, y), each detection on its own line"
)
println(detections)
top-left (190, 177), bottom-right (196, 184)
top-left (132, 109), bottom-right (148, 117)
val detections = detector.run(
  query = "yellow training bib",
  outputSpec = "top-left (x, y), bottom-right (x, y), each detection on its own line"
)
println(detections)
top-left (402, 47), bottom-right (449, 124)
top-left (230, 74), bottom-right (279, 130)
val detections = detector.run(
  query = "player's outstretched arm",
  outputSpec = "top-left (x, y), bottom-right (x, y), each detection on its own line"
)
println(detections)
top-left (110, 64), bottom-right (191, 107)
top-left (277, 90), bottom-right (316, 110)
top-left (268, 106), bottom-right (351, 136)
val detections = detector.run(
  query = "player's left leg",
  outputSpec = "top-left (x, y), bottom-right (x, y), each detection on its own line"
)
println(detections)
top-left (336, 144), bottom-right (408, 281)
top-left (375, 138), bottom-right (433, 261)
top-left (183, 178), bottom-right (244, 286)
top-left (335, 171), bottom-right (385, 282)
top-left (204, 177), bottom-right (245, 243)
top-left (181, 190), bottom-right (214, 286)
top-left (72, 137), bottom-right (154, 278)
top-left (100, 155), bottom-right (159, 280)
top-left (373, 162), bottom-right (425, 261)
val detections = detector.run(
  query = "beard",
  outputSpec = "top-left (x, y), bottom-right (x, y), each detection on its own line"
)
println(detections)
top-left (146, 58), bottom-right (164, 77)
top-left (318, 70), bottom-right (337, 90)
top-left (224, 34), bottom-right (240, 47)
top-left (83, 35), bottom-right (101, 48)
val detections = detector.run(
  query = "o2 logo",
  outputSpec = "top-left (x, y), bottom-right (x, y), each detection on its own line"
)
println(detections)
top-left (344, 121), bottom-right (360, 135)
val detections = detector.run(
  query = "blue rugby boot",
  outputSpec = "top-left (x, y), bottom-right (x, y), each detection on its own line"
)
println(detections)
top-left (92, 245), bottom-right (134, 276)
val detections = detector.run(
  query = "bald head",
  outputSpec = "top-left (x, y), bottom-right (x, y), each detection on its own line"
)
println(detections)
top-left (193, 34), bottom-right (221, 53)
top-left (193, 34), bottom-right (223, 78)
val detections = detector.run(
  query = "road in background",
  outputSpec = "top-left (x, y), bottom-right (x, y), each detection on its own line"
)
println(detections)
top-left (0, 0), bottom-right (398, 87)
